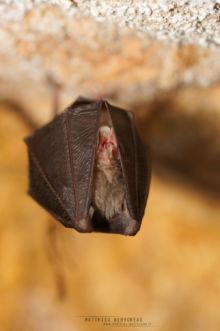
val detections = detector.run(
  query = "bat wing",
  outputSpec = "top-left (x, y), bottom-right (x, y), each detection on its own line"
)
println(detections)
top-left (106, 102), bottom-right (151, 223)
top-left (26, 147), bottom-right (73, 227)
top-left (25, 97), bottom-right (100, 230)
top-left (25, 97), bottom-right (150, 235)
top-left (134, 129), bottom-right (151, 221)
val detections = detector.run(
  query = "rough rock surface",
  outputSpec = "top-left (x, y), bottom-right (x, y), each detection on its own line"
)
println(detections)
top-left (0, 1), bottom-right (220, 124)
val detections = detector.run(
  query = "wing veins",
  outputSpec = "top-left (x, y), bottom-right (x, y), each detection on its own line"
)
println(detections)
top-left (29, 150), bottom-right (72, 221)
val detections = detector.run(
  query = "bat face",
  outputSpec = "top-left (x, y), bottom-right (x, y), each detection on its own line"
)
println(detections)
top-left (93, 125), bottom-right (124, 218)
top-left (24, 97), bottom-right (151, 236)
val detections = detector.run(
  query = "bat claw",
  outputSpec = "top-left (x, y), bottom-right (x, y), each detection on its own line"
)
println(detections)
top-left (124, 219), bottom-right (139, 236)
top-left (108, 214), bottom-right (140, 236)
top-left (77, 218), bottom-right (93, 233)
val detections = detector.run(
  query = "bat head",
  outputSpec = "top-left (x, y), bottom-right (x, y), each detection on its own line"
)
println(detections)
top-left (96, 126), bottom-right (119, 170)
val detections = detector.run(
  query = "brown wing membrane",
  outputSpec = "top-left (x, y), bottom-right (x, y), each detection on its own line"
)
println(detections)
top-left (106, 102), bottom-right (151, 223)
top-left (26, 149), bottom-right (73, 227)
top-left (25, 114), bottom-right (76, 227)
top-left (65, 98), bottom-right (100, 224)
top-left (131, 120), bottom-right (151, 221)
top-left (25, 97), bottom-right (100, 230)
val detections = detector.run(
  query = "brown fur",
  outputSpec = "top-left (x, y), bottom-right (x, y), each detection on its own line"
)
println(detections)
top-left (91, 125), bottom-right (129, 220)
top-left (92, 161), bottom-right (126, 220)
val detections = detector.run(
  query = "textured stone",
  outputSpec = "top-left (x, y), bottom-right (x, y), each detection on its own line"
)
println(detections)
top-left (0, 2), bottom-right (220, 125)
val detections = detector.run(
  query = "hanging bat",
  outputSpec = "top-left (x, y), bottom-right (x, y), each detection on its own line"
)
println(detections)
top-left (24, 97), bottom-right (151, 236)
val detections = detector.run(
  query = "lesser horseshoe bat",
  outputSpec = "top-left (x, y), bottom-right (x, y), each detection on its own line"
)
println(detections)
top-left (24, 97), bottom-right (151, 236)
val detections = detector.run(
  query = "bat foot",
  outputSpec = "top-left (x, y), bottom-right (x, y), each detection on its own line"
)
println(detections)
top-left (77, 218), bottom-right (93, 233)
top-left (124, 219), bottom-right (139, 236)
top-left (109, 214), bottom-right (140, 236)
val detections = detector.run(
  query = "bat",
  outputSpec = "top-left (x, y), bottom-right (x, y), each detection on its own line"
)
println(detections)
top-left (24, 97), bottom-right (151, 236)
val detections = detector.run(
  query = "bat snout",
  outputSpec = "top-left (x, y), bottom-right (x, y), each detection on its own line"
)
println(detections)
top-left (97, 125), bottom-right (119, 168)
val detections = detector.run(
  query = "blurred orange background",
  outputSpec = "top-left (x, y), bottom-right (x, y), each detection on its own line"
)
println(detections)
top-left (0, 100), bottom-right (220, 331)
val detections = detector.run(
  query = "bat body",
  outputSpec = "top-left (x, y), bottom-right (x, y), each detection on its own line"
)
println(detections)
top-left (25, 97), bottom-right (151, 236)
